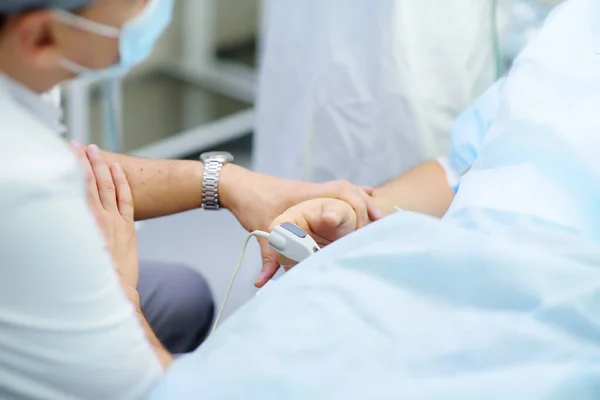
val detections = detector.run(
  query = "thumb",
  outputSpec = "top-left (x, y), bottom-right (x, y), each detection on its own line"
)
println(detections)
top-left (306, 203), bottom-right (356, 241)
top-left (256, 238), bottom-right (280, 288)
top-left (321, 209), bottom-right (344, 228)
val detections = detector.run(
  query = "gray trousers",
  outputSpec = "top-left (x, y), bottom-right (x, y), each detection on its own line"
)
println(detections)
top-left (137, 261), bottom-right (215, 354)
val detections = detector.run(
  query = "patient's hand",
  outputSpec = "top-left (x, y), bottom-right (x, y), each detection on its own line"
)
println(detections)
top-left (71, 142), bottom-right (139, 290)
top-left (255, 198), bottom-right (358, 286)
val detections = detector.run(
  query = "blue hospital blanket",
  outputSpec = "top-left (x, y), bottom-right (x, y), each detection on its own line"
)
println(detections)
top-left (150, 209), bottom-right (600, 399)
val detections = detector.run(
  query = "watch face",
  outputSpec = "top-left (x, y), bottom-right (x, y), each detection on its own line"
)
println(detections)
top-left (200, 151), bottom-right (234, 163)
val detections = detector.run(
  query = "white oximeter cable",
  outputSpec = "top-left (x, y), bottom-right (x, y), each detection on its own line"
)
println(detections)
top-left (210, 223), bottom-right (321, 335)
top-left (210, 230), bottom-right (269, 335)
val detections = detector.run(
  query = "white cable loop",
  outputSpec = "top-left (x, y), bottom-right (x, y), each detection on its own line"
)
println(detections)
top-left (210, 230), bottom-right (270, 335)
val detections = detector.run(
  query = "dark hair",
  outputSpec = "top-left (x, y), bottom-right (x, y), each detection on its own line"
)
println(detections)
top-left (0, 15), bottom-right (6, 31)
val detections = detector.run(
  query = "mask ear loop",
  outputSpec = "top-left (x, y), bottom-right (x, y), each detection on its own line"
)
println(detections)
top-left (54, 10), bottom-right (122, 75)
top-left (209, 231), bottom-right (271, 335)
top-left (59, 57), bottom-right (91, 74)
top-left (54, 10), bottom-right (121, 38)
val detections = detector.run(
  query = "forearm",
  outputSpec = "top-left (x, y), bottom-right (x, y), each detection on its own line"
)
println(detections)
top-left (100, 151), bottom-right (203, 220)
top-left (372, 161), bottom-right (455, 218)
top-left (137, 309), bottom-right (173, 369)
top-left (122, 284), bottom-right (173, 369)
top-left (100, 151), bottom-right (246, 221)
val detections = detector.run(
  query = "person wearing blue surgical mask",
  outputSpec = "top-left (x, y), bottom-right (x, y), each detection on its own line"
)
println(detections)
top-left (40, 0), bottom-right (217, 359)
top-left (47, 0), bottom-right (218, 358)
top-left (54, 0), bottom-right (172, 77)
top-left (0, 1), bottom-right (174, 398)
top-left (0, 0), bottom-right (379, 398)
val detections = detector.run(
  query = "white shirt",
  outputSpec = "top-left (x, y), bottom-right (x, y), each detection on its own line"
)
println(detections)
top-left (0, 74), bottom-right (162, 399)
top-left (254, 0), bottom-right (498, 187)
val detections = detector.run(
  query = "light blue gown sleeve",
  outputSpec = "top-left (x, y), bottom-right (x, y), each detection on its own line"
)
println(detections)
top-left (439, 78), bottom-right (505, 192)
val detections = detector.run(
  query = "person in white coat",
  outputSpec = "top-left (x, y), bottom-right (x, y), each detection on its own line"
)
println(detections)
top-left (0, 0), bottom-right (379, 397)
top-left (254, 0), bottom-right (500, 187)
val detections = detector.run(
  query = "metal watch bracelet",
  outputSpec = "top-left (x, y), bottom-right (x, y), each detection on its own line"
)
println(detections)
top-left (202, 159), bottom-right (223, 210)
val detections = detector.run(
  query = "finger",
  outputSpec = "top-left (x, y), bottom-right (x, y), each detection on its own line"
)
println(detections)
top-left (273, 199), bottom-right (355, 244)
top-left (342, 187), bottom-right (383, 227)
top-left (361, 186), bottom-right (375, 196)
top-left (316, 181), bottom-right (374, 229)
top-left (321, 209), bottom-right (344, 227)
top-left (339, 188), bottom-right (370, 228)
top-left (270, 207), bottom-right (319, 242)
top-left (69, 140), bottom-right (84, 151)
top-left (87, 144), bottom-right (119, 214)
top-left (111, 163), bottom-right (135, 222)
top-left (71, 141), bottom-right (102, 209)
top-left (312, 200), bottom-right (356, 239)
top-left (314, 201), bottom-right (351, 230)
top-left (361, 189), bottom-right (383, 221)
top-left (277, 254), bottom-right (298, 269)
top-left (256, 239), bottom-right (280, 288)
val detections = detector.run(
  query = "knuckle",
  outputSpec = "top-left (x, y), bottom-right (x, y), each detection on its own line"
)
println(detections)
top-left (333, 181), bottom-right (354, 195)
top-left (337, 180), bottom-right (352, 189)
top-left (329, 180), bottom-right (346, 189)
top-left (120, 196), bottom-right (134, 208)
top-left (269, 217), bottom-right (285, 231)
top-left (85, 170), bottom-right (96, 184)
top-left (119, 174), bottom-right (132, 187)
top-left (98, 181), bottom-right (116, 193)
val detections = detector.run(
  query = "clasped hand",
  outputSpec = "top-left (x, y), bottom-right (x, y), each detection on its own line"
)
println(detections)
top-left (236, 178), bottom-right (381, 288)
top-left (223, 168), bottom-right (382, 287)
top-left (255, 196), bottom-right (376, 287)
top-left (71, 142), bottom-right (139, 291)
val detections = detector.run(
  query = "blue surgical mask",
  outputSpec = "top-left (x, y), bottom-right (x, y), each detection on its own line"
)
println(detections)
top-left (55, 0), bottom-right (173, 78)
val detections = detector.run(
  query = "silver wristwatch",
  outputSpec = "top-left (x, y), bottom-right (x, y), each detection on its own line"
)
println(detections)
top-left (200, 151), bottom-right (234, 210)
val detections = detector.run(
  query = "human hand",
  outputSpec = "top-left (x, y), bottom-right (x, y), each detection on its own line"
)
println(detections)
top-left (224, 169), bottom-right (380, 235)
top-left (267, 198), bottom-right (358, 270)
top-left (71, 142), bottom-right (139, 289)
top-left (221, 169), bottom-right (381, 287)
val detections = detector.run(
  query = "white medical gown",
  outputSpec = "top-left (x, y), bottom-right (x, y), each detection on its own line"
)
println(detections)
top-left (150, 0), bottom-right (600, 398)
top-left (253, 0), bottom-right (498, 186)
